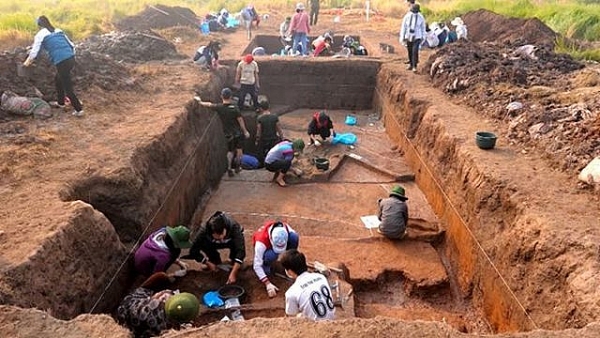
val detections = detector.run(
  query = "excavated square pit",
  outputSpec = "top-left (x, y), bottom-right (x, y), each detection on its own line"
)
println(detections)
top-left (54, 55), bottom-right (548, 335)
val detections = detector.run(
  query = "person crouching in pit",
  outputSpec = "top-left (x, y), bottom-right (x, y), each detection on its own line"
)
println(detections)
top-left (264, 138), bottom-right (304, 187)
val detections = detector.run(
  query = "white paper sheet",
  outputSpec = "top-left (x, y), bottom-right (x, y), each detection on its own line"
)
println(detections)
top-left (360, 215), bottom-right (381, 229)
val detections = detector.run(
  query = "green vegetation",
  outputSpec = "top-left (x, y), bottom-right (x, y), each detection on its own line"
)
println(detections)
top-left (1, 0), bottom-right (599, 60)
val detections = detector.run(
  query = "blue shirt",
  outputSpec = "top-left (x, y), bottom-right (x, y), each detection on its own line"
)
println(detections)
top-left (29, 28), bottom-right (75, 65)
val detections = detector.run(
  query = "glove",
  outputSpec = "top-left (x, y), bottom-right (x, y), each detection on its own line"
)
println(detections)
top-left (244, 131), bottom-right (250, 139)
top-left (265, 282), bottom-right (279, 298)
top-left (23, 58), bottom-right (33, 67)
top-left (173, 269), bottom-right (187, 277)
top-left (314, 140), bottom-right (321, 147)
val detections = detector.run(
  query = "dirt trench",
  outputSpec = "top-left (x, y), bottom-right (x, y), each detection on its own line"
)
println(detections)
top-left (2, 14), bottom-right (600, 338)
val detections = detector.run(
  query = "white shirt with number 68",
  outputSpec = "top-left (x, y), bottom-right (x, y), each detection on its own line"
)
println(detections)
top-left (285, 271), bottom-right (335, 320)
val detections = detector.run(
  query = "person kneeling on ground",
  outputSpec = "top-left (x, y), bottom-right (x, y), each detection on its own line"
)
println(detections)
top-left (378, 185), bottom-right (409, 240)
top-left (116, 272), bottom-right (200, 337)
top-left (253, 220), bottom-right (300, 297)
top-left (134, 225), bottom-right (192, 277)
top-left (264, 138), bottom-right (304, 187)
top-left (280, 249), bottom-right (335, 320)
top-left (193, 41), bottom-right (221, 71)
top-left (185, 211), bottom-right (246, 284)
top-left (312, 32), bottom-right (333, 57)
top-left (307, 110), bottom-right (335, 146)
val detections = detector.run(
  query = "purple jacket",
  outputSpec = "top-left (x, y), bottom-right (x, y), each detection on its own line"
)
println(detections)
top-left (134, 228), bottom-right (180, 276)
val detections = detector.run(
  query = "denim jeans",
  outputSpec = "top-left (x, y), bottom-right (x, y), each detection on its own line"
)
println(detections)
top-left (293, 32), bottom-right (308, 55)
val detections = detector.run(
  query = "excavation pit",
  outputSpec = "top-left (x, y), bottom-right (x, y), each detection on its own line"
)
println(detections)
top-left (4, 49), bottom-right (600, 338)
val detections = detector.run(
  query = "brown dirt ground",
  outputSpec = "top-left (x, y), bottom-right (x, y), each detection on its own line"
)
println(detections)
top-left (1, 5), bottom-right (600, 338)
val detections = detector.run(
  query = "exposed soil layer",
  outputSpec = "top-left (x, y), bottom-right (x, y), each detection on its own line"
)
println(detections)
top-left (463, 9), bottom-right (558, 46)
top-left (1, 5), bottom-right (600, 338)
top-left (424, 40), bottom-right (599, 176)
top-left (79, 30), bottom-right (186, 63)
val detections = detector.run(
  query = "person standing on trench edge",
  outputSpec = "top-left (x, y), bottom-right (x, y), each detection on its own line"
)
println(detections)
top-left (377, 185), bottom-right (409, 240)
top-left (23, 15), bottom-right (84, 117)
top-left (196, 88), bottom-right (251, 176)
top-left (235, 54), bottom-right (260, 111)
top-left (399, 4), bottom-right (426, 72)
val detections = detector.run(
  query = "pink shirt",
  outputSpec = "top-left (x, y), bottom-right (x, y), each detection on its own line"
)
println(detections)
top-left (289, 12), bottom-right (310, 34)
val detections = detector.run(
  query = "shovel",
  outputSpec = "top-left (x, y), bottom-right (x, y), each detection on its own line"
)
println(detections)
top-left (16, 62), bottom-right (32, 78)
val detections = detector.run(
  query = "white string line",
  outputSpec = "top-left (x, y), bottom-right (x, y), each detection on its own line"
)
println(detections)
top-left (382, 93), bottom-right (539, 329)
top-left (88, 113), bottom-right (217, 314)
top-left (226, 211), bottom-right (365, 231)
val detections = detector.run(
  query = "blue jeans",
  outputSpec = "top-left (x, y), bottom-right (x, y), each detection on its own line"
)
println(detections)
top-left (293, 32), bottom-right (308, 55)
top-left (262, 232), bottom-right (300, 275)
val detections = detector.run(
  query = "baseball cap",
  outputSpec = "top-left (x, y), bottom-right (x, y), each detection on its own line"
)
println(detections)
top-left (221, 87), bottom-right (232, 99)
top-left (270, 226), bottom-right (289, 254)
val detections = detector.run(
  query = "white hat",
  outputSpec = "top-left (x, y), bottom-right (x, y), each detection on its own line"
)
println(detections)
top-left (270, 226), bottom-right (289, 254)
top-left (296, 2), bottom-right (305, 10)
top-left (451, 17), bottom-right (464, 26)
top-left (430, 22), bottom-right (439, 30)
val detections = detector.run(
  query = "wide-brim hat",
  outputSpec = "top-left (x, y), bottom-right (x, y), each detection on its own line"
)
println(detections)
top-left (166, 225), bottom-right (192, 249)
top-left (451, 17), bottom-right (464, 26)
top-left (389, 185), bottom-right (408, 200)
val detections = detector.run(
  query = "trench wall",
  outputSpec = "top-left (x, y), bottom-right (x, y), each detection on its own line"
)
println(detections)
top-left (252, 58), bottom-right (380, 110)
top-left (14, 71), bottom-right (234, 318)
top-left (374, 65), bottom-right (534, 332)
top-left (0, 202), bottom-right (128, 319)
top-left (374, 63), bottom-right (600, 332)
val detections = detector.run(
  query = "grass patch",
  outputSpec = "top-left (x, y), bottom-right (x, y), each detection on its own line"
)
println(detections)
top-left (1, 0), bottom-right (600, 62)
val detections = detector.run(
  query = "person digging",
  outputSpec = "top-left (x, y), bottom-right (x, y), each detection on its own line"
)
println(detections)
top-left (307, 111), bottom-right (336, 146)
top-left (264, 138), bottom-right (305, 187)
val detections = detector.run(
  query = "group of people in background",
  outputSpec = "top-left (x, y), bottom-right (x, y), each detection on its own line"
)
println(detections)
top-left (400, 0), bottom-right (468, 72)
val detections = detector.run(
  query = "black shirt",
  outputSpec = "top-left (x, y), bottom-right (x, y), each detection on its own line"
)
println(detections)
top-left (213, 103), bottom-right (242, 136)
top-left (257, 113), bottom-right (280, 141)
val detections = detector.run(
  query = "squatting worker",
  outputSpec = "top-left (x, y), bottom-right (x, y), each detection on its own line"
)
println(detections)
top-left (280, 249), bottom-right (335, 320)
top-left (235, 54), bottom-right (260, 111)
top-left (378, 185), bottom-right (409, 240)
top-left (307, 110), bottom-right (335, 146)
top-left (117, 272), bottom-right (200, 337)
top-left (23, 15), bottom-right (84, 117)
top-left (196, 88), bottom-right (251, 176)
top-left (264, 138), bottom-right (305, 187)
top-left (186, 211), bottom-right (246, 284)
top-left (253, 220), bottom-right (299, 297)
top-left (134, 225), bottom-right (192, 277)
top-left (399, 4), bottom-right (426, 72)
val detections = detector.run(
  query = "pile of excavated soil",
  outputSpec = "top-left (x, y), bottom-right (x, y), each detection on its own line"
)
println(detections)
top-left (115, 4), bottom-right (200, 31)
top-left (0, 48), bottom-right (138, 104)
top-left (463, 9), bottom-right (558, 46)
top-left (79, 30), bottom-right (185, 63)
top-left (424, 40), bottom-right (600, 175)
